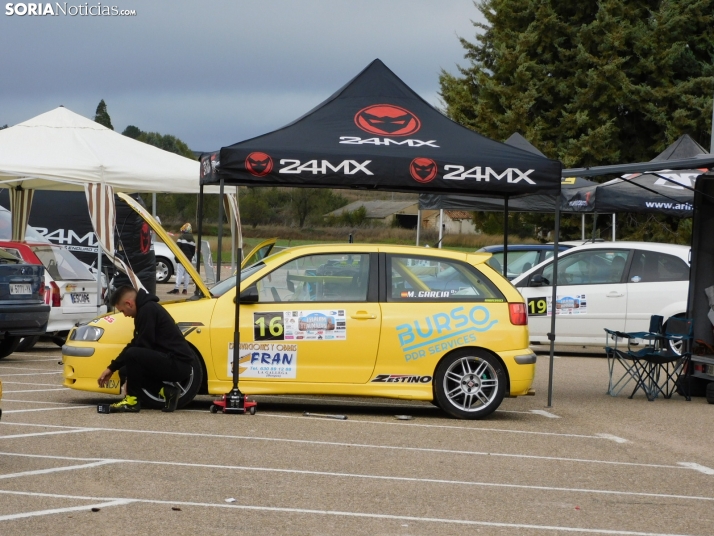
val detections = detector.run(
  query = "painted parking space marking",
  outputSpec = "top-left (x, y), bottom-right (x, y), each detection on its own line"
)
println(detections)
top-left (0, 460), bottom-right (118, 480)
top-left (0, 499), bottom-right (133, 522)
top-left (530, 409), bottom-right (560, 418)
top-left (0, 429), bottom-right (96, 440)
top-left (0, 357), bottom-right (62, 363)
top-left (2, 388), bottom-right (67, 393)
top-left (0, 366), bottom-right (63, 372)
top-left (2, 406), bottom-right (91, 414)
top-left (2, 382), bottom-right (65, 387)
top-left (594, 433), bottom-right (628, 444)
top-left (0, 372), bottom-right (63, 376)
top-left (677, 462), bottom-right (714, 475)
top-left (0, 489), bottom-right (700, 534)
top-left (2, 399), bottom-right (90, 406)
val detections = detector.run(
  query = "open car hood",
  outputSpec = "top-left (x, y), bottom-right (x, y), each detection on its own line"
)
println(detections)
top-left (117, 192), bottom-right (212, 298)
top-left (241, 238), bottom-right (277, 270)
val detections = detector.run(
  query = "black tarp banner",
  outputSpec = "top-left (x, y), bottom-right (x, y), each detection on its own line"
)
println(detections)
top-left (202, 59), bottom-right (562, 197)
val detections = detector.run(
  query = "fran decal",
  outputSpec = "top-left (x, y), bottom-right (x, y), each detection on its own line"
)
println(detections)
top-left (228, 342), bottom-right (297, 379)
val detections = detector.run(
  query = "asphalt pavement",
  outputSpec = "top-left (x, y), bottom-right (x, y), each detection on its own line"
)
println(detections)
top-left (1, 341), bottom-right (713, 535)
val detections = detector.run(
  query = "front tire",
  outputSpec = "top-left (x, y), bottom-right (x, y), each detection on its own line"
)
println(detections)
top-left (434, 349), bottom-right (506, 419)
top-left (156, 257), bottom-right (174, 284)
top-left (137, 353), bottom-right (203, 409)
top-left (0, 336), bottom-right (21, 359)
top-left (16, 336), bottom-right (39, 352)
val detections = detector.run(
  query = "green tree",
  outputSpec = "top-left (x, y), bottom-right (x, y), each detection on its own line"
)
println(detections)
top-left (94, 99), bottom-right (113, 130)
top-left (240, 188), bottom-right (271, 228)
top-left (0, 124), bottom-right (8, 130)
top-left (122, 125), bottom-right (142, 139)
top-left (440, 0), bottom-right (714, 243)
top-left (137, 132), bottom-right (194, 159)
top-left (290, 188), bottom-right (349, 228)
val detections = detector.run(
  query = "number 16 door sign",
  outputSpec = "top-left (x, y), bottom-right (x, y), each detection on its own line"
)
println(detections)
top-left (253, 310), bottom-right (347, 341)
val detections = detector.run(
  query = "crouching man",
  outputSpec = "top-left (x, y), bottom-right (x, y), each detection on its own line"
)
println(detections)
top-left (98, 285), bottom-right (194, 413)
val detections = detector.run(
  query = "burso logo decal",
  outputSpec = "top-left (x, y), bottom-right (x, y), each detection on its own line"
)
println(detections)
top-left (410, 158), bottom-right (437, 183)
top-left (245, 152), bottom-right (273, 177)
top-left (354, 104), bottom-right (421, 136)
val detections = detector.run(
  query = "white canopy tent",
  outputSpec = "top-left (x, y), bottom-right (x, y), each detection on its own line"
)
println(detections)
top-left (0, 107), bottom-right (233, 304)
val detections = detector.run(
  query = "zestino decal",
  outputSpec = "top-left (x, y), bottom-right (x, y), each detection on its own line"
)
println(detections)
top-left (228, 342), bottom-right (297, 379)
top-left (354, 104), bottom-right (421, 136)
top-left (371, 374), bottom-right (432, 384)
top-left (396, 305), bottom-right (498, 362)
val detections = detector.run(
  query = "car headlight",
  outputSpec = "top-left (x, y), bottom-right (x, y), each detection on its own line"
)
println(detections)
top-left (70, 325), bottom-right (104, 341)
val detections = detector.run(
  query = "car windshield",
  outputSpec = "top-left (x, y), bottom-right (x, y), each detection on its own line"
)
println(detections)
top-left (32, 246), bottom-right (95, 281)
top-left (0, 206), bottom-right (51, 242)
top-left (210, 262), bottom-right (266, 297)
top-left (0, 248), bottom-right (20, 264)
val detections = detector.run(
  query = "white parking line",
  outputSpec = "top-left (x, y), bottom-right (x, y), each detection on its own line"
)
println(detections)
top-left (677, 462), bottom-right (714, 475)
top-left (0, 372), bottom-right (62, 376)
top-left (0, 489), bottom-right (700, 534)
top-left (530, 410), bottom-right (560, 419)
top-left (0, 358), bottom-right (61, 363)
top-left (2, 399), bottom-right (87, 406)
top-left (0, 429), bottom-right (96, 440)
top-left (0, 499), bottom-right (132, 522)
top-left (0, 366), bottom-right (62, 371)
top-left (595, 433), bottom-right (628, 444)
top-left (2, 382), bottom-right (64, 387)
top-left (3, 389), bottom-right (67, 393)
top-left (2, 406), bottom-right (91, 414)
top-left (0, 460), bottom-right (117, 480)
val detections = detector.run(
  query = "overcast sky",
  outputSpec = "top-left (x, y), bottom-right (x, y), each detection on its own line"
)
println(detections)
top-left (1, 0), bottom-right (485, 151)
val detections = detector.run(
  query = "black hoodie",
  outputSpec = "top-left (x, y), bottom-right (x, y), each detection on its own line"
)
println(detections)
top-left (108, 290), bottom-right (194, 372)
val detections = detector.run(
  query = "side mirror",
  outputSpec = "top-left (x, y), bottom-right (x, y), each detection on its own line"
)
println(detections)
top-left (235, 284), bottom-right (259, 304)
top-left (530, 274), bottom-right (549, 287)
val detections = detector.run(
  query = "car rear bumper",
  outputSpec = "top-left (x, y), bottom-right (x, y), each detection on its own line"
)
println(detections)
top-left (0, 304), bottom-right (50, 336)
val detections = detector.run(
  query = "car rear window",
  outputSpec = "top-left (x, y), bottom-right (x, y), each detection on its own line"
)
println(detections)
top-left (32, 246), bottom-right (94, 281)
top-left (387, 255), bottom-right (505, 302)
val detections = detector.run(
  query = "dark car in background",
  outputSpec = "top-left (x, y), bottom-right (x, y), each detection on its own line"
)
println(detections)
top-left (477, 244), bottom-right (574, 280)
top-left (0, 248), bottom-right (50, 358)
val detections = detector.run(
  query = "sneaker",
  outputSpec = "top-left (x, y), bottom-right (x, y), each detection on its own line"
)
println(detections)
top-left (108, 395), bottom-right (140, 413)
top-left (182, 289), bottom-right (187, 295)
top-left (160, 385), bottom-right (180, 412)
top-left (167, 289), bottom-right (179, 295)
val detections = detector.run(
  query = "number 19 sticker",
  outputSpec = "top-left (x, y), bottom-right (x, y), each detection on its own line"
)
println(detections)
top-left (254, 312), bottom-right (285, 341)
top-left (527, 297), bottom-right (548, 316)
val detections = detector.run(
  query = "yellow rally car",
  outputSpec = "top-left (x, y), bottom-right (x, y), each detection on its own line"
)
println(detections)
top-left (62, 196), bottom-right (535, 419)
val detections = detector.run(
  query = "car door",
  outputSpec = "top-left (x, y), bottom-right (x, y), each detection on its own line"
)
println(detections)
top-left (211, 251), bottom-right (380, 384)
top-left (624, 249), bottom-right (689, 332)
top-left (517, 248), bottom-right (631, 344)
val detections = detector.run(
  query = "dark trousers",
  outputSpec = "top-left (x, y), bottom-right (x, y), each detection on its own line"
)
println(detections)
top-left (122, 347), bottom-right (192, 398)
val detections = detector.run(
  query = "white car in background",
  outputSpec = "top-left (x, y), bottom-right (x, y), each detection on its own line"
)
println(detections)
top-left (511, 242), bottom-right (690, 348)
top-left (154, 240), bottom-right (177, 284)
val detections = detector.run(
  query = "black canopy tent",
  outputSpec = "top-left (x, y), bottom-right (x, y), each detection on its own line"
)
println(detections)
top-left (561, 135), bottom-right (709, 218)
top-left (198, 59), bottom-right (564, 410)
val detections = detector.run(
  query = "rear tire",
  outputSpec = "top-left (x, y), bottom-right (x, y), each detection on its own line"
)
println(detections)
top-left (137, 353), bottom-right (203, 410)
top-left (434, 349), bottom-right (506, 419)
top-left (16, 336), bottom-right (39, 352)
top-left (706, 382), bottom-right (714, 405)
top-left (0, 336), bottom-right (21, 359)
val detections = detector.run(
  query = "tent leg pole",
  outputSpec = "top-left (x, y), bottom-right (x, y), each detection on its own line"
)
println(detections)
top-left (612, 213), bottom-right (616, 241)
top-left (230, 198), bottom-right (236, 272)
top-left (592, 213), bottom-right (598, 242)
top-left (438, 209), bottom-right (443, 248)
top-left (152, 193), bottom-right (157, 218)
top-left (547, 196), bottom-right (561, 408)
top-left (216, 179), bottom-right (225, 282)
top-left (581, 214), bottom-right (585, 241)
top-left (503, 198), bottom-right (509, 277)
top-left (96, 242), bottom-right (102, 314)
top-left (416, 210), bottom-right (421, 246)
top-left (195, 183), bottom-right (204, 291)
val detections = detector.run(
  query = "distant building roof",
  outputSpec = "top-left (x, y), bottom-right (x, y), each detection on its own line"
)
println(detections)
top-left (325, 200), bottom-right (418, 219)
top-left (445, 210), bottom-right (473, 220)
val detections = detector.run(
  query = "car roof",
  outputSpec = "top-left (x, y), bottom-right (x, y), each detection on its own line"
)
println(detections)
top-left (477, 244), bottom-right (570, 253)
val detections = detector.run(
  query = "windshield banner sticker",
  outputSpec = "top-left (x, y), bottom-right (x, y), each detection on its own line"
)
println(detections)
top-left (395, 305), bottom-right (498, 362)
top-left (528, 295), bottom-right (587, 316)
top-left (228, 342), bottom-right (297, 379)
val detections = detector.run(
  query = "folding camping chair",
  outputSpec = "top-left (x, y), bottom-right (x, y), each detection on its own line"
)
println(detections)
top-left (632, 317), bottom-right (693, 401)
top-left (605, 315), bottom-right (663, 397)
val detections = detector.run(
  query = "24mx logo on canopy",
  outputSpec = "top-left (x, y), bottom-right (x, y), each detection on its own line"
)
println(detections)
top-left (245, 152), bottom-right (274, 177)
top-left (354, 104), bottom-right (421, 136)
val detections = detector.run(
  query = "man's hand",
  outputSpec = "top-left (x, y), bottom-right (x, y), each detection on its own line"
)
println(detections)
top-left (98, 368), bottom-right (114, 388)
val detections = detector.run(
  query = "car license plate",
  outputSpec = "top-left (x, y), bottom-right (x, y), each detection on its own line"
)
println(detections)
top-left (71, 293), bottom-right (91, 304)
top-left (10, 283), bottom-right (32, 295)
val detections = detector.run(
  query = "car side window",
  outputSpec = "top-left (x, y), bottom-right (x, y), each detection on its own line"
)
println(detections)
top-left (487, 250), bottom-right (539, 277)
top-left (255, 253), bottom-right (369, 303)
top-left (387, 255), bottom-right (504, 302)
top-left (541, 250), bottom-right (630, 286)
top-left (628, 250), bottom-right (689, 283)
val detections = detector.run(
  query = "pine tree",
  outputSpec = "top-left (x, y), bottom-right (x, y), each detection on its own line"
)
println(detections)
top-left (440, 0), bottom-right (714, 167)
top-left (122, 125), bottom-right (142, 139)
top-left (94, 99), bottom-right (113, 130)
